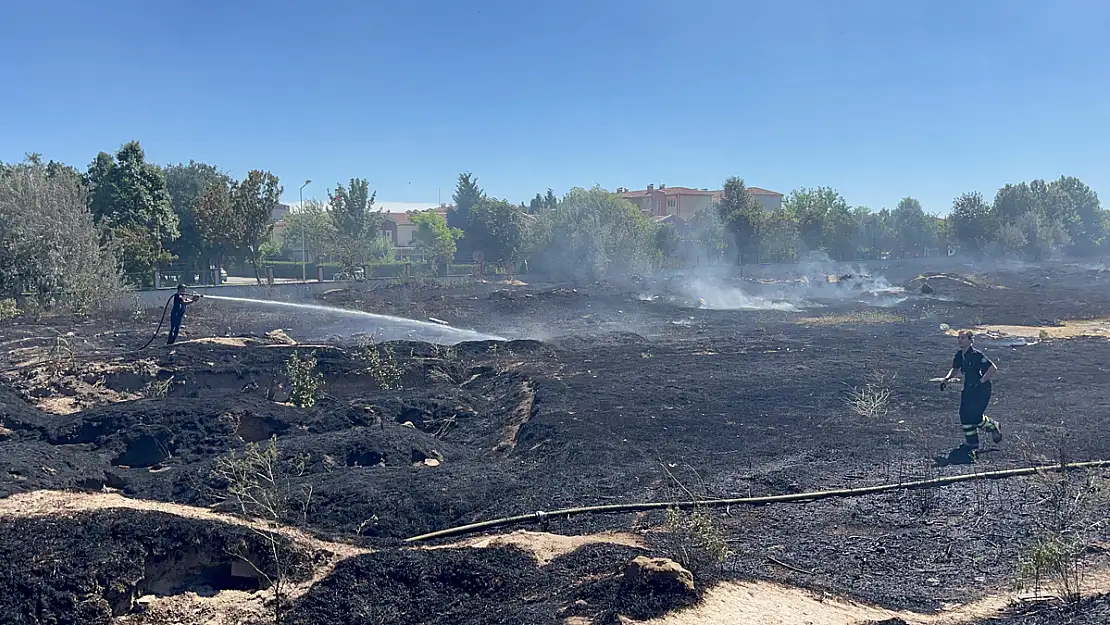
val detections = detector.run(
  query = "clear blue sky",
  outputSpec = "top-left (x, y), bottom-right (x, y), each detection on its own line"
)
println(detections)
top-left (2, 0), bottom-right (1108, 214)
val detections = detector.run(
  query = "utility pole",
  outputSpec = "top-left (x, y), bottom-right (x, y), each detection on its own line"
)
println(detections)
top-left (299, 179), bottom-right (312, 282)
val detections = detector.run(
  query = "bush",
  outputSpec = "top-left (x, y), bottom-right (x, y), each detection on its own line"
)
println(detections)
top-left (0, 160), bottom-right (123, 312)
top-left (285, 350), bottom-right (322, 408)
top-left (0, 299), bottom-right (19, 322)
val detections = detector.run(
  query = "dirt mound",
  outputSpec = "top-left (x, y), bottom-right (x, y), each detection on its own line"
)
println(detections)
top-left (0, 508), bottom-right (314, 625)
top-left (285, 542), bottom-right (693, 625)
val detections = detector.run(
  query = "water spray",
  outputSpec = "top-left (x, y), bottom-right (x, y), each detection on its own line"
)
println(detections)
top-left (200, 294), bottom-right (506, 343)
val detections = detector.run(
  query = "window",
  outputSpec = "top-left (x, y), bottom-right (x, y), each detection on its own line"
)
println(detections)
top-left (666, 198), bottom-right (676, 209)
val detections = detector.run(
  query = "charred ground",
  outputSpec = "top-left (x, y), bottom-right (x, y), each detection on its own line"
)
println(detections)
top-left (2, 259), bottom-right (1110, 624)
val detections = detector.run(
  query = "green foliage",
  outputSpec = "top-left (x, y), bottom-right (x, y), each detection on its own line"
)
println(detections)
top-left (356, 335), bottom-right (402, 390)
top-left (411, 209), bottom-right (464, 262)
top-left (687, 206), bottom-right (728, 262)
top-left (232, 170), bottom-right (283, 280)
top-left (0, 157), bottom-right (123, 311)
top-left (328, 178), bottom-right (384, 270)
top-left (164, 161), bottom-right (229, 264)
top-left (715, 177), bottom-right (766, 264)
top-left (195, 179), bottom-right (236, 263)
top-left (467, 197), bottom-right (527, 264)
top-left (285, 350), bottom-right (322, 408)
top-left (85, 141), bottom-right (178, 285)
top-left (281, 199), bottom-right (335, 262)
top-left (449, 172), bottom-right (483, 231)
top-left (530, 186), bottom-right (655, 280)
top-left (0, 298), bottom-right (19, 322)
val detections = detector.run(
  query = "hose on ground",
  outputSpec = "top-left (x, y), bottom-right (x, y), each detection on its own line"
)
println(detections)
top-left (137, 294), bottom-right (175, 351)
top-left (403, 459), bottom-right (1110, 543)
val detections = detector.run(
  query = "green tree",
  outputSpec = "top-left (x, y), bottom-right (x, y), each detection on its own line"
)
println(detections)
top-left (0, 157), bottom-right (122, 310)
top-left (231, 170), bottom-right (283, 283)
top-left (1051, 176), bottom-right (1104, 255)
top-left (328, 178), bottom-right (384, 270)
top-left (411, 209), bottom-right (464, 263)
top-left (449, 172), bottom-right (483, 230)
top-left (891, 197), bottom-right (936, 255)
top-left (165, 161), bottom-right (229, 272)
top-left (467, 197), bottom-right (527, 264)
top-left (530, 186), bottom-right (655, 281)
top-left (687, 206), bottom-right (727, 264)
top-left (85, 141), bottom-right (179, 286)
top-left (543, 188), bottom-right (558, 211)
top-left (949, 192), bottom-right (995, 253)
top-left (823, 201), bottom-right (858, 260)
top-left (715, 177), bottom-right (766, 264)
top-left (282, 199), bottom-right (335, 263)
top-left (195, 180), bottom-right (236, 276)
top-left (761, 208), bottom-right (800, 263)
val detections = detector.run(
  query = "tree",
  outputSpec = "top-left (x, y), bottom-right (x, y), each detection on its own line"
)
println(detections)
top-left (529, 186), bottom-right (655, 281)
top-left (823, 202), bottom-right (858, 261)
top-left (784, 187), bottom-right (850, 255)
top-left (165, 161), bottom-right (229, 272)
top-left (714, 177), bottom-right (766, 265)
top-left (1051, 176), bottom-right (1105, 255)
top-left (467, 197), bottom-right (527, 265)
top-left (282, 199), bottom-right (335, 264)
top-left (0, 157), bottom-right (122, 311)
top-left (543, 189), bottom-right (558, 212)
top-left (449, 172), bottom-right (483, 230)
top-left (411, 209), bottom-right (463, 263)
top-left (687, 206), bottom-right (727, 264)
top-left (528, 193), bottom-right (544, 215)
top-left (231, 170), bottom-right (283, 283)
top-left (328, 178), bottom-right (384, 270)
top-left (761, 208), bottom-right (801, 263)
top-left (949, 192), bottom-right (995, 253)
top-left (195, 180), bottom-right (236, 276)
top-left (85, 141), bottom-right (179, 286)
top-left (891, 197), bottom-right (936, 255)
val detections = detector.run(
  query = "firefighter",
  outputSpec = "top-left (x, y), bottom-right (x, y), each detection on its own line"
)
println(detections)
top-left (167, 284), bottom-right (202, 345)
top-left (940, 330), bottom-right (1002, 462)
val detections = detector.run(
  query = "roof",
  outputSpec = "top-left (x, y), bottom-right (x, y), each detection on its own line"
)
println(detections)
top-left (620, 185), bottom-right (783, 198)
top-left (382, 206), bottom-right (449, 226)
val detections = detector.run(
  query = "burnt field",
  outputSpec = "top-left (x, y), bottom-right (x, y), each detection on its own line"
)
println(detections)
top-left (2, 260), bottom-right (1110, 625)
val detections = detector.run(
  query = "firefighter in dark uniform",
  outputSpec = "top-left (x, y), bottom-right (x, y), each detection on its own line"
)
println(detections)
top-left (167, 284), bottom-right (202, 345)
top-left (940, 330), bottom-right (1001, 461)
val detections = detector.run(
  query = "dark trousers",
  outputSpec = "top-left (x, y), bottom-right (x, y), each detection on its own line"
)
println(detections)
top-left (167, 314), bottom-right (183, 345)
top-left (959, 383), bottom-right (994, 447)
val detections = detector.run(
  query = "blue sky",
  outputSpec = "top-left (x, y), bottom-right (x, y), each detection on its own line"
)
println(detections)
top-left (2, 0), bottom-right (1108, 214)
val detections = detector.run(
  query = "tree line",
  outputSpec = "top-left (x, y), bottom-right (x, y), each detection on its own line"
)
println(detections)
top-left (1, 139), bottom-right (1105, 312)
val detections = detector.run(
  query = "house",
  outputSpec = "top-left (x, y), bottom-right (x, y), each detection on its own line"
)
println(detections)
top-left (271, 202), bottom-right (292, 222)
top-left (617, 184), bottom-right (783, 218)
top-left (381, 205), bottom-right (450, 248)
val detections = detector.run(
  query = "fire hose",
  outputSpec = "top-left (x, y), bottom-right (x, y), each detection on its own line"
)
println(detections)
top-left (403, 459), bottom-right (1110, 543)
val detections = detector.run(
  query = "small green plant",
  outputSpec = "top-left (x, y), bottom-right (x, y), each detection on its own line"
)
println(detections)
top-left (211, 435), bottom-right (312, 624)
top-left (1039, 329), bottom-right (1051, 340)
top-left (427, 344), bottom-right (470, 385)
top-left (356, 335), bottom-right (402, 390)
top-left (285, 350), bottom-right (322, 408)
top-left (1013, 457), bottom-right (1106, 603)
top-left (0, 298), bottom-right (19, 322)
top-left (664, 505), bottom-right (731, 572)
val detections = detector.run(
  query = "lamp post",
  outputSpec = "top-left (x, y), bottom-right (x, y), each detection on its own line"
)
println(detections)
top-left (299, 179), bottom-right (311, 282)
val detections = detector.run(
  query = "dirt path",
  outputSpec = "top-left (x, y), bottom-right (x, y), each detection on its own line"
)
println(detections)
top-left (635, 571), bottom-right (1110, 625)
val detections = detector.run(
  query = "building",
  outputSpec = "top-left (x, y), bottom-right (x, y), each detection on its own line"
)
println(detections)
top-left (617, 184), bottom-right (783, 219)
top-left (381, 205), bottom-right (450, 248)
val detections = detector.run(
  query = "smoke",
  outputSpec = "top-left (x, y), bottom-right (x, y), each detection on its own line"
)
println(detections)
top-left (683, 278), bottom-right (799, 311)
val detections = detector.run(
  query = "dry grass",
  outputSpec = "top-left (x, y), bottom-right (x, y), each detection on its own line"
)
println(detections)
top-left (844, 371), bottom-right (895, 419)
top-left (797, 311), bottom-right (902, 326)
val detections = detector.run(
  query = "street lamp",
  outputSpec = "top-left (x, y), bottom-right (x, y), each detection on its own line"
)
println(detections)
top-left (299, 179), bottom-right (311, 281)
